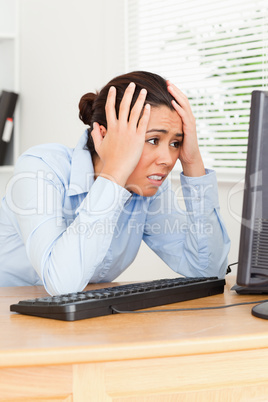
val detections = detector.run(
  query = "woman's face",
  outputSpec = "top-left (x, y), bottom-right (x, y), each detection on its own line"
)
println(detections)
top-left (125, 105), bottom-right (183, 196)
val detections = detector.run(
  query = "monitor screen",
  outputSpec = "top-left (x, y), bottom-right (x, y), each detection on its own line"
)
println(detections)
top-left (236, 90), bottom-right (268, 319)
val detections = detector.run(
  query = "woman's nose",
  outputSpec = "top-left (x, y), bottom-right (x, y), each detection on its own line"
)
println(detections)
top-left (155, 146), bottom-right (173, 166)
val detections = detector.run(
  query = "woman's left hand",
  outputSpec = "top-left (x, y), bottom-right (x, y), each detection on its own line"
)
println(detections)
top-left (167, 80), bottom-right (205, 177)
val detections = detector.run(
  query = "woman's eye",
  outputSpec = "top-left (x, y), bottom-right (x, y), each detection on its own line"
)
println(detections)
top-left (147, 138), bottom-right (159, 145)
top-left (170, 141), bottom-right (181, 148)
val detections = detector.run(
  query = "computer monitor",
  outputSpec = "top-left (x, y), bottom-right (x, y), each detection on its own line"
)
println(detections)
top-left (236, 90), bottom-right (268, 319)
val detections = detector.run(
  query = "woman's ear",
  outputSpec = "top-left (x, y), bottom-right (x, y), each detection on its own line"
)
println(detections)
top-left (99, 125), bottom-right (107, 138)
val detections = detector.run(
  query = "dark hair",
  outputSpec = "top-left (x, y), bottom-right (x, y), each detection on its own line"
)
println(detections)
top-left (78, 71), bottom-right (176, 157)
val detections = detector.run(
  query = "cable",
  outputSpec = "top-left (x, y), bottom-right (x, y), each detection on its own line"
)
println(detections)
top-left (111, 260), bottom-right (266, 315)
top-left (111, 298), bottom-right (268, 315)
top-left (226, 261), bottom-right (238, 275)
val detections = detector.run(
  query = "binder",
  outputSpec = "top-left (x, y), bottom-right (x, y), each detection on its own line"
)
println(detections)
top-left (0, 90), bottom-right (19, 165)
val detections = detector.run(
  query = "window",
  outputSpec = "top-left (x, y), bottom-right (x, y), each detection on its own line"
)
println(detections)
top-left (126, 0), bottom-right (268, 177)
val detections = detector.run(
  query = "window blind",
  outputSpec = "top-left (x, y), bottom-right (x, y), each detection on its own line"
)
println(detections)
top-left (126, 0), bottom-right (268, 175)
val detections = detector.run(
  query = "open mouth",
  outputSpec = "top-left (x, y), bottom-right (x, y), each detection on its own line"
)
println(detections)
top-left (147, 174), bottom-right (166, 186)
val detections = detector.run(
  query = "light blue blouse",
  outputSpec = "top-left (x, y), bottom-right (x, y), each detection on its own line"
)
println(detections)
top-left (0, 131), bottom-right (230, 295)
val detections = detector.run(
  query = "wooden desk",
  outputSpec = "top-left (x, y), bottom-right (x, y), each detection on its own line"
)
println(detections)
top-left (1, 277), bottom-right (268, 401)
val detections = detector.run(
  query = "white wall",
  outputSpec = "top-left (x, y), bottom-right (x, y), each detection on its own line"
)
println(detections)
top-left (0, 0), bottom-right (243, 281)
top-left (19, 0), bottom-right (126, 151)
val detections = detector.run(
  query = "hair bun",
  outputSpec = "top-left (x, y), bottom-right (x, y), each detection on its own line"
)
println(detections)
top-left (79, 92), bottom-right (98, 125)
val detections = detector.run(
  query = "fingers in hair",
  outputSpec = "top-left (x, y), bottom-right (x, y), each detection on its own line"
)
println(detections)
top-left (129, 88), bottom-right (148, 127)
top-left (105, 86), bottom-right (117, 126)
top-left (137, 103), bottom-right (151, 135)
top-left (118, 82), bottom-right (136, 121)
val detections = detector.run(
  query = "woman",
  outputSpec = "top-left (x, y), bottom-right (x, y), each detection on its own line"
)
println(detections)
top-left (0, 71), bottom-right (230, 295)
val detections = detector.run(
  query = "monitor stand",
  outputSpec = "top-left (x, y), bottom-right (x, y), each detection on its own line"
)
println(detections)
top-left (252, 302), bottom-right (268, 320)
top-left (231, 284), bottom-right (268, 319)
top-left (231, 284), bottom-right (268, 294)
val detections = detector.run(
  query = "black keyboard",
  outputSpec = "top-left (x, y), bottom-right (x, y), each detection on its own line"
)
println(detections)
top-left (10, 276), bottom-right (225, 321)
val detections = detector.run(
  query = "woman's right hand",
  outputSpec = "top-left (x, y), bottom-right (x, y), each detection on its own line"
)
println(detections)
top-left (91, 83), bottom-right (151, 187)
